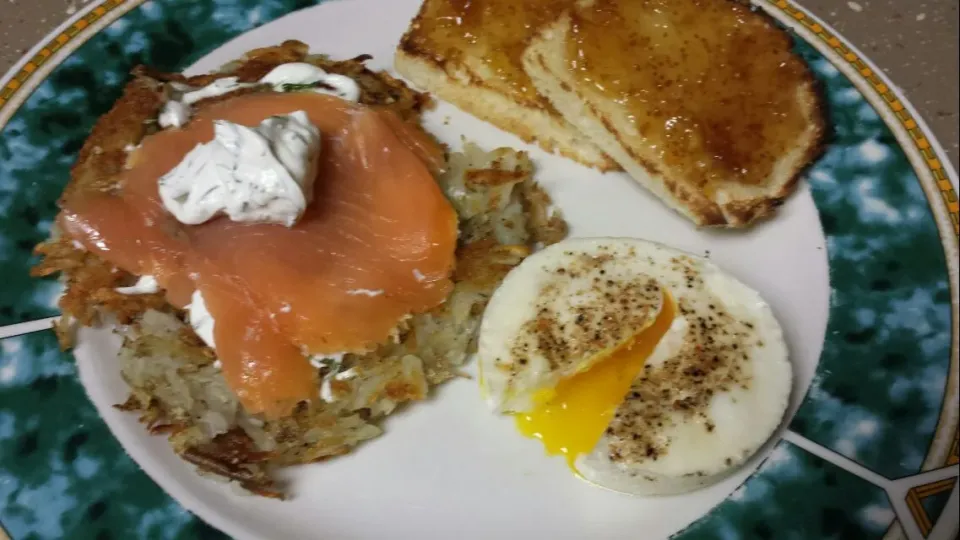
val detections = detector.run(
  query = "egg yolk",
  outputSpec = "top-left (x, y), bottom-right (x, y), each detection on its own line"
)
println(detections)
top-left (515, 294), bottom-right (676, 469)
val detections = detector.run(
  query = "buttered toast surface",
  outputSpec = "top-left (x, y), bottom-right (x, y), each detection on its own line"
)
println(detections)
top-left (523, 0), bottom-right (825, 226)
top-left (395, 0), bottom-right (618, 170)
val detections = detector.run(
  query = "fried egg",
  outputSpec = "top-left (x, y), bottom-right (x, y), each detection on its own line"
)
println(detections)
top-left (477, 237), bottom-right (791, 495)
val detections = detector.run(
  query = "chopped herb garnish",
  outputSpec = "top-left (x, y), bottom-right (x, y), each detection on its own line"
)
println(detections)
top-left (279, 80), bottom-right (338, 93)
top-left (280, 81), bottom-right (322, 92)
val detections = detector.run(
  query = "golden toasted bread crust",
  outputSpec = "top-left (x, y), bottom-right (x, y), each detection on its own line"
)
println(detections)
top-left (722, 83), bottom-right (828, 226)
top-left (396, 2), bottom-right (621, 172)
top-left (709, 4), bottom-right (829, 226)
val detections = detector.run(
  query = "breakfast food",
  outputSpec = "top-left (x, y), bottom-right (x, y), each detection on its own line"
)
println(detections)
top-left (33, 41), bottom-right (567, 496)
top-left (396, 0), bottom-right (825, 227)
top-left (523, 0), bottom-right (825, 226)
top-left (395, 0), bottom-right (618, 171)
top-left (478, 238), bottom-right (791, 495)
top-left (32, 0), bottom-right (810, 501)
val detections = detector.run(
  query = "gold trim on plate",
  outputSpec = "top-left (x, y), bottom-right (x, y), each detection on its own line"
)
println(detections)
top-left (766, 0), bottom-right (959, 238)
top-left (0, 0), bottom-right (126, 109)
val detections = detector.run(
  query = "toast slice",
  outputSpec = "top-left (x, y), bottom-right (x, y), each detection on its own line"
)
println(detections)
top-left (523, 0), bottom-right (826, 227)
top-left (396, 0), bottom-right (619, 171)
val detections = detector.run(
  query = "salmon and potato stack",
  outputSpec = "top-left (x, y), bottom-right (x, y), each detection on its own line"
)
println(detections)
top-left (33, 40), bottom-right (567, 497)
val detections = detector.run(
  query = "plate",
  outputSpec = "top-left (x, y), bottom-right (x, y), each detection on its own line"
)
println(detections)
top-left (0, 0), bottom-right (956, 538)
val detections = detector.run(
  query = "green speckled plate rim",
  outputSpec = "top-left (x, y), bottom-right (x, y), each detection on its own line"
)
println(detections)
top-left (0, 0), bottom-right (956, 538)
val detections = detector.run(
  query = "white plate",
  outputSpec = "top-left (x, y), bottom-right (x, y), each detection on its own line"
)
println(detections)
top-left (76, 0), bottom-right (829, 538)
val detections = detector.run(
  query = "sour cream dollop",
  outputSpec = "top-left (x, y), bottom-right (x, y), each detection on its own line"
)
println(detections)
top-left (158, 63), bottom-right (361, 128)
top-left (158, 78), bottom-right (256, 129)
top-left (259, 62), bottom-right (361, 101)
top-left (114, 274), bottom-right (160, 295)
top-left (157, 110), bottom-right (321, 227)
top-left (187, 290), bottom-right (217, 349)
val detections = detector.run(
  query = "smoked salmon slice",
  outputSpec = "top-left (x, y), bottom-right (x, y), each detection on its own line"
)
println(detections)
top-left (60, 92), bottom-right (458, 418)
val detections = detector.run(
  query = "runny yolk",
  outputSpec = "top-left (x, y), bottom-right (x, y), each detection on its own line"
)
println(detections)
top-left (515, 294), bottom-right (676, 469)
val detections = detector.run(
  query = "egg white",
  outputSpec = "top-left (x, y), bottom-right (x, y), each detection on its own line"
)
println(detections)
top-left (477, 237), bottom-right (791, 495)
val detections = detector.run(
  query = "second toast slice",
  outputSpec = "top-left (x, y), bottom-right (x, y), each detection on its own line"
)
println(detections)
top-left (523, 0), bottom-right (825, 227)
